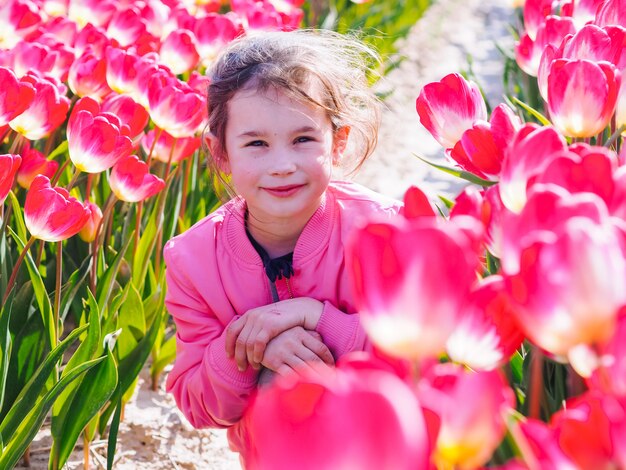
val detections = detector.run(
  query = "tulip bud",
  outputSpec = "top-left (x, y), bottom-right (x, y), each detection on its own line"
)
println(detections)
top-left (79, 201), bottom-right (103, 243)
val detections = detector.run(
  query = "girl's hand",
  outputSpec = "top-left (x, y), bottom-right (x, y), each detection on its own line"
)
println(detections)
top-left (225, 297), bottom-right (324, 371)
top-left (261, 327), bottom-right (334, 378)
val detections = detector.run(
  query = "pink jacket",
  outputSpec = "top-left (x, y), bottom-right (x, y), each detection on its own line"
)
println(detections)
top-left (164, 181), bottom-right (402, 433)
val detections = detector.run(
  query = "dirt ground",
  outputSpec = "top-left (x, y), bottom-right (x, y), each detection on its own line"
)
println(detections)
top-left (17, 0), bottom-right (514, 467)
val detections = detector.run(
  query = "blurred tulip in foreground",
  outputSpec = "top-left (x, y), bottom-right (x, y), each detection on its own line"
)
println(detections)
top-left (347, 216), bottom-right (481, 361)
top-left (587, 311), bottom-right (626, 397)
top-left (24, 175), bottom-right (90, 242)
top-left (547, 59), bottom-right (620, 138)
top-left (416, 73), bottom-right (487, 149)
top-left (78, 201), bottom-right (103, 243)
top-left (245, 355), bottom-right (432, 470)
top-left (418, 363), bottom-right (515, 470)
top-left (109, 155), bottom-right (165, 203)
top-left (0, 153), bottom-right (22, 204)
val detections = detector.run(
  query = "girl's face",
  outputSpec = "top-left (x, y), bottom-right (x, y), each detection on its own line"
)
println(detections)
top-left (220, 85), bottom-right (347, 227)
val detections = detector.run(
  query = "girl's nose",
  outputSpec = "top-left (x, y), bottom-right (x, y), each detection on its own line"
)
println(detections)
top-left (268, 150), bottom-right (297, 175)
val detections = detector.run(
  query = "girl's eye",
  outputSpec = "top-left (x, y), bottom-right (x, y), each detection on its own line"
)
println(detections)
top-left (295, 136), bottom-right (314, 144)
top-left (245, 140), bottom-right (267, 147)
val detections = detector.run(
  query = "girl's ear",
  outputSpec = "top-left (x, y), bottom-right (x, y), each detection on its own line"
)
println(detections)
top-left (332, 126), bottom-right (350, 165)
top-left (205, 132), bottom-right (230, 174)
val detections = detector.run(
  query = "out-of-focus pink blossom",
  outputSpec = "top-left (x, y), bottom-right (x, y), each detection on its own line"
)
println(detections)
top-left (109, 155), bottom-right (165, 202)
top-left (67, 96), bottom-right (134, 173)
top-left (0, 0), bottom-right (41, 49)
top-left (446, 276), bottom-right (525, 370)
top-left (347, 216), bottom-right (481, 360)
top-left (547, 59), bottom-right (620, 138)
top-left (147, 78), bottom-right (206, 138)
top-left (67, 0), bottom-right (117, 29)
top-left (73, 24), bottom-right (113, 58)
top-left (192, 13), bottom-right (241, 66)
top-left (245, 354), bottom-right (432, 470)
top-left (9, 72), bottom-right (71, 141)
top-left (401, 185), bottom-right (436, 219)
top-left (516, 16), bottom-right (576, 77)
top-left (523, 0), bottom-right (554, 40)
top-left (0, 154), bottom-right (22, 204)
top-left (187, 71), bottom-right (210, 97)
top-left (107, 6), bottom-right (153, 49)
top-left (418, 363), bottom-right (515, 470)
top-left (24, 175), bottom-right (90, 242)
top-left (141, 128), bottom-right (200, 164)
top-left (16, 142), bottom-right (59, 189)
top-left (561, 0), bottom-right (605, 29)
top-left (0, 66), bottom-right (35, 126)
top-left (498, 124), bottom-right (568, 213)
top-left (515, 419), bottom-right (578, 470)
top-left (78, 201), bottom-right (103, 243)
top-left (159, 29), bottom-right (200, 75)
top-left (586, 311), bottom-right (626, 396)
top-left (416, 73), bottom-right (487, 149)
top-left (594, 0), bottom-right (626, 27)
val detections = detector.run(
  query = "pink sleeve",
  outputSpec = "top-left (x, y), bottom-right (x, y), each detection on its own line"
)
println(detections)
top-left (164, 246), bottom-right (259, 429)
top-left (314, 301), bottom-right (372, 359)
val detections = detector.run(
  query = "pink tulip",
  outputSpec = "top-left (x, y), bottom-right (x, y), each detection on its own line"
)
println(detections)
top-left (68, 50), bottom-right (112, 101)
top-left (522, 0), bottom-right (555, 40)
top-left (594, 0), bottom-right (626, 27)
top-left (192, 13), bottom-right (240, 65)
top-left (401, 185), bottom-right (436, 219)
top-left (141, 128), bottom-right (201, 164)
top-left (9, 72), bottom-right (70, 141)
top-left (0, 0), bottom-right (41, 49)
top-left (67, 0), bottom-right (116, 29)
top-left (109, 155), bottom-right (165, 202)
top-left (244, 354), bottom-right (432, 470)
top-left (67, 96), bottom-right (134, 173)
top-left (515, 419), bottom-right (578, 470)
top-left (446, 276), bottom-right (525, 371)
top-left (105, 48), bottom-right (161, 103)
top-left (0, 66), bottom-right (35, 126)
top-left (449, 103), bottom-right (522, 178)
top-left (416, 73), bottom-right (487, 149)
top-left (561, 0), bottom-right (605, 28)
top-left (24, 175), bottom-right (90, 242)
top-left (78, 201), bottom-right (103, 243)
top-left (552, 391), bottom-right (626, 468)
top-left (516, 16), bottom-right (576, 77)
top-left (74, 23), bottom-right (113, 59)
top-left (499, 124), bottom-right (568, 213)
top-left (449, 185), bottom-right (485, 222)
top-left (16, 142), bottom-right (59, 189)
top-left (159, 29), bottom-right (200, 75)
top-left (347, 216), bottom-right (481, 360)
top-left (101, 93), bottom-right (149, 141)
top-left (547, 59), bottom-right (620, 138)
top-left (585, 311), bottom-right (626, 396)
top-left (106, 6), bottom-right (153, 49)
top-left (0, 154), bottom-right (22, 204)
top-left (617, 73), bottom-right (626, 132)
top-left (503, 192), bottom-right (626, 365)
top-left (418, 363), bottom-right (515, 470)
top-left (146, 78), bottom-right (206, 138)
top-left (30, 16), bottom-right (77, 45)
top-left (187, 71), bottom-right (211, 97)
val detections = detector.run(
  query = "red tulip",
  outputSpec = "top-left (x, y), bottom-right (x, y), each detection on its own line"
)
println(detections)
top-left (446, 276), bottom-right (525, 371)
top-left (416, 73), bottom-right (487, 149)
top-left (16, 141), bottom-right (59, 189)
top-left (67, 96), bottom-right (134, 173)
top-left (401, 185), bottom-right (436, 219)
top-left (244, 354), bottom-right (432, 470)
top-left (141, 128), bottom-right (201, 164)
top-left (9, 72), bottom-right (70, 141)
top-left (109, 155), bottom-right (165, 202)
top-left (24, 175), bottom-right (90, 242)
top-left (0, 154), bottom-right (22, 204)
top-left (159, 29), bottom-right (200, 75)
top-left (78, 201), bottom-right (103, 243)
top-left (499, 124), bottom-right (568, 213)
top-left (0, 66), bottom-right (35, 126)
top-left (347, 216), bottom-right (481, 360)
top-left (418, 363), bottom-right (515, 470)
top-left (547, 59), bottom-right (620, 138)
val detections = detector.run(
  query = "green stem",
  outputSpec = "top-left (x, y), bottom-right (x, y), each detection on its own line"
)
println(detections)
top-left (604, 124), bottom-right (626, 149)
top-left (145, 127), bottom-right (163, 169)
top-left (133, 200), bottom-right (144, 261)
top-left (66, 167), bottom-right (82, 192)
top-left (54, 241), bottom-right (62, 345)
top-left (2, 235), bottom-right (36, 305)
top-left (528, 348), bottom-right (544, 420)
top-left (90, 194), bottom-right (116, 295)
top-left (50, 158), bottom-right (71, 186)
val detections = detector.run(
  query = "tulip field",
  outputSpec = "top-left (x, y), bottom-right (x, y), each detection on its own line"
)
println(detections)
top-left (1, 0), bottom-right (626, 468)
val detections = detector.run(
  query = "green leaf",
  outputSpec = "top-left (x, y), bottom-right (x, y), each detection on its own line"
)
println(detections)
top-left (107, 391), bottom-right (123, 470)
top-left (8, 227), bottom-right (55, 348)
top-left (0, 356), bottom-right (104, 470)
top-left (97, 234), bottom-right (133, 312)
top-left (0, 324), bottom-right (88, 444)
top-left (116, 282), bottom-right (146, 360)
top-left (47, 140), bottom-right (69, 161)
top-left (414, 154), bottom-right (498, 187)
top-left (0, 295), bottom-right (14, 414)
top-left (510, 96), bottom-right (551, 126)
top-left (7, 190), bottom-right (28, 243)
top-left (133, 187), bottom-right (168, 289)
top-left (59, 256), bottom-right (91, 323)
top-left (50, 345), bottom-right (118, 469)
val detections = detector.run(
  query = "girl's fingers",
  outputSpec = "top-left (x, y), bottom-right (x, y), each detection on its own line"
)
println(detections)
top-left (302, 333), bottom-right (335, 365)
top-left (225, 317), bottom-right (246, 358)
top-left (235, 323), bottom-right (254, 371)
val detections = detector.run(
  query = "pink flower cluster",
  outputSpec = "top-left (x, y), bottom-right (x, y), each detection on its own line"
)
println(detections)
top-left (0, 0), bottom-right (302, 242)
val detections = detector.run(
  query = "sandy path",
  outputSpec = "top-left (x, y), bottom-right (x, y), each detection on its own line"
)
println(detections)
top-left (16, 1), bottom-right (514, 467)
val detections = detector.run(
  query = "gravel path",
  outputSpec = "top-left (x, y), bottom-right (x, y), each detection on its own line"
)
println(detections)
top-left (354, 0), bottom-right (515, 200)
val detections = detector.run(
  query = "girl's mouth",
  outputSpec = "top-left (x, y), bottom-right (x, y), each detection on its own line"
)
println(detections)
top-left (262, 184), bottom-right (305, 197)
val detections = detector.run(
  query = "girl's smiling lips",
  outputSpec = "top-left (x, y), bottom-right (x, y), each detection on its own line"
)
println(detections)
top-left (262, 184), bottom-right (306, 197)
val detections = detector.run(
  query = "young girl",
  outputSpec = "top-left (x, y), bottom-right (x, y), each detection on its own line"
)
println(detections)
top-left (164, 29), bottom-right (402, 463)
